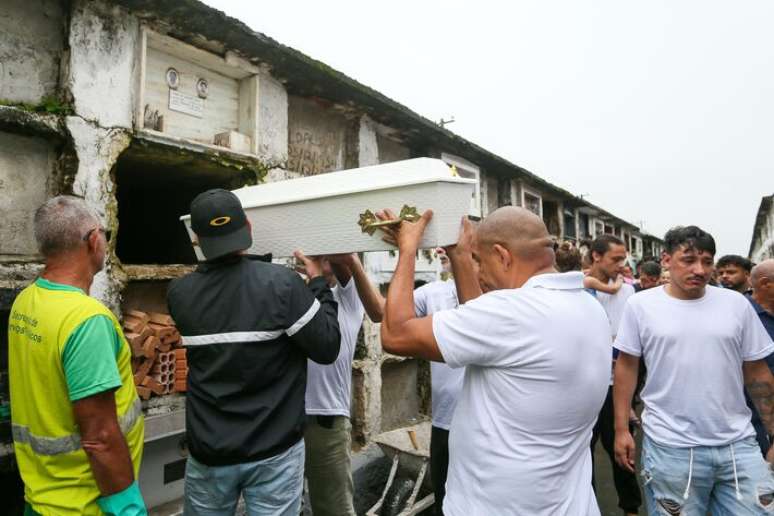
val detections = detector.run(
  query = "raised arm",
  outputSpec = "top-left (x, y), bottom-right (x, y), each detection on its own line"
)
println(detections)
top-left (329, 253), bottom-right (385, 323)
top-left (377, 209), bottom-right (443, 362)
top-left (289, 251), bottom-right (341, 364)
top-left (613, 351), bottom-right (640, 472)
top-left (584, 274), bottom-right (623, 294)
top-left (446, 217), bottom-right (483, 304)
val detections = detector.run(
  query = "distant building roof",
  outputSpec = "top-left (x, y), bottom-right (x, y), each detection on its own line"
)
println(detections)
top-left (749, 194), bottom-right (773, 258)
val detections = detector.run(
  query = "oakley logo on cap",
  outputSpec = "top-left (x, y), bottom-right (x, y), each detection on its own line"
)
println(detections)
top-left (210, 216), bottom-right (231, 227)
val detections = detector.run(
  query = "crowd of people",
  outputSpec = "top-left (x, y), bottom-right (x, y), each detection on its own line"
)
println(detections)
top-left (7, 191), bottom-right (774, 516)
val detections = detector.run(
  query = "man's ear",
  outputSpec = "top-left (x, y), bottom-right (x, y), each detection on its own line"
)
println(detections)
top-left (661, 253), bottom-right (672, 270)
top-left (493, 243), bottom-right (511, 270)
top-left (591, 250), bottom-right (601, 263)
top-left (86, 230), bottom-right (100, 254)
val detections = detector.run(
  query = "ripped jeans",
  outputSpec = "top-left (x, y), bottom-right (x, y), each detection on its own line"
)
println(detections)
top-left (641, 434), bottom-right (774, 515)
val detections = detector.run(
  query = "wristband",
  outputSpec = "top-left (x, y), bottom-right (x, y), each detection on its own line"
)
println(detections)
top-left (97, 481), bottom-right (147, 516)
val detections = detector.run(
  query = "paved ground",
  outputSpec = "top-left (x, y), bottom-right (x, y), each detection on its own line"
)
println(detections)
top-left (152, 437), bottom-right (650, 516)
top-left (593, 433), bottom-right (647, 516)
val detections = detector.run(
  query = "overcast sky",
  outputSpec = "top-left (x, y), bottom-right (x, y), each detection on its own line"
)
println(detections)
top-left (204, 0), bottom-right (773, 257)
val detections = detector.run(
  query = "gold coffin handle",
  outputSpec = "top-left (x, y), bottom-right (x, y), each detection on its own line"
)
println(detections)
top-left (358, 205), bottom-right (420, 236)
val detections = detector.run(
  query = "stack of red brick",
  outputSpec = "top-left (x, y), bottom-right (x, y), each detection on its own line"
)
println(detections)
top-left (123, 310), bottom-right (187, 399)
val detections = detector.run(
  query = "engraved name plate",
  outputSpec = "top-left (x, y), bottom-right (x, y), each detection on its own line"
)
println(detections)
top-left (168, 89), bottom-right (204, 118)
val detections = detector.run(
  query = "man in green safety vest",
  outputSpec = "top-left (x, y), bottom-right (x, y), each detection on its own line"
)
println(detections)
top-left (8, 196), bottom-right (146, 515)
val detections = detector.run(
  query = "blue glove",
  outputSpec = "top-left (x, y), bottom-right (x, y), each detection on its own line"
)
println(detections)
top-left (97, 481), bottom-right (147, 516)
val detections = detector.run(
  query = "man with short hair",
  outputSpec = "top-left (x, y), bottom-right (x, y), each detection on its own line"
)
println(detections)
top-left (717, 254), bottom-right (754, 293)
top-left (379, 206), bottom-right (610, 515)
top-left (614, 226), bottom-right (774, 515)
top-left (167, 189), bottom-right (341, 515)
top-left (304, 253), bottom-right (383, 516)
top-left (9, 196), bottom-right (146, 515)
top-left (586, 235), bottom-right (641, 516)
top-left (635, 261), bottom-right (662, 292)
top-left (746, 259), bottom-right (774, 455)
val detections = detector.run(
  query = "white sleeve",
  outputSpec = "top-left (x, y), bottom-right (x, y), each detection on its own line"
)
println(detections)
top-left (414, 285), bottom-right (428, 317)
top-left (432, 292), bottom-right (518, 368)
top-left (740, 301), bottom-right (774, 361)
top-left (613, 300), bottom-right (643, 357)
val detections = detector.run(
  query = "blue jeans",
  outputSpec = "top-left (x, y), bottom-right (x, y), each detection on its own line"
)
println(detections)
top-left (641, 434), bottom-right (774, 515)
top-left (184, 440), bottom-right (305, 516)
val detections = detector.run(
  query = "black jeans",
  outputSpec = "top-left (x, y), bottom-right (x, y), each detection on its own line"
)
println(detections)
top-left (591, 386), bottom-right (642, 514)
top-left (430, 426), bottom-right (449, 516)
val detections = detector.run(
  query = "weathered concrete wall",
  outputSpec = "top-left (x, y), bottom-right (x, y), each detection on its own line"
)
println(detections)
top-left (751, 200), bottom-right (774, 262)
top-left (376, 133), bottom-right (410, 164)
top-left (66, 116), bottom-right (131, 312)
top-left (256, 72), bottom-right (288, 166)
top-left (483, 174), bottom-right (498, 214)
top-left (68, 0), bottom-right (138, 129)
top-left (380, 360), bottom-right (422, 432)
top-left (0, 132), bottom-right (56, 257)
top-left (287, 96), bottom-right (348, 175)
top-left (358, 116), bottom-right (379, 167)
top-left (0, 0), bottom-right (64, 105)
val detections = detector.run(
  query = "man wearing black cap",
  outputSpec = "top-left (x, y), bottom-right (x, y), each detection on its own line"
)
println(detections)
top-left (167, 189), bottom-right (341, 516)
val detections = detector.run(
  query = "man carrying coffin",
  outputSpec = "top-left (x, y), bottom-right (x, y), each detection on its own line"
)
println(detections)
top-left (168, 189), bottom-right (341, 515)
top-left (378, 206), bottom-right (610, 516)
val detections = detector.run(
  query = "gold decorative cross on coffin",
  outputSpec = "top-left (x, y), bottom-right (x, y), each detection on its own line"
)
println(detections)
top-left (358, 205), bottom-right (421, 236)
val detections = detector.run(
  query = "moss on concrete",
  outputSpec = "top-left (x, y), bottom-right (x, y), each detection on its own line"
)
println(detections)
top-left (0, 96), bottom-right (73, 116)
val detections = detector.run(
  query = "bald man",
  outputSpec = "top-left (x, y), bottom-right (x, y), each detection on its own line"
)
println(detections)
top-left (378, 206), bottom-right (611, 516)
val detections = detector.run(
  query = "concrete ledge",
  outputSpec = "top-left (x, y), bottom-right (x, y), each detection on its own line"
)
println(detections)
top-left (0, 106), bottom-right (66, 140)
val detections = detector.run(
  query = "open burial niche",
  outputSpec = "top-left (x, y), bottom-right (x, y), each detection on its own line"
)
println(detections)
top-left (114, 141), bottom-right (259, 265)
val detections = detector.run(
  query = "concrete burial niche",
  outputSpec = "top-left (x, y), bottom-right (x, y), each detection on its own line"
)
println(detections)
top-left (113, 138), bottom-right (263, 265)
top-left (136, 29), bottom-right (263, 155)
top-left (287, 95), bottom-right (352, 175)
top-left (0, 0), bottom-right (64, 105)
top-left (380, 359), bottom-right (425, 432)
top-left (0, 132), bottom-right (57, 258)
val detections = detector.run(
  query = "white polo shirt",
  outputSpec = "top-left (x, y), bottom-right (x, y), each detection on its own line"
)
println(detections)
top-left (614, 285), bottom-right (774, 447)
top-left (433, 272), bottom-right (610, 516)
top-left (414, 280), bottom-right (462, 430)
top-left (306, 278), bottom-right (364, 417)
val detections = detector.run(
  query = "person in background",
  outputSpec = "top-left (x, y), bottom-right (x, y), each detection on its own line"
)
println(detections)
top-left (717, 254), bottom-right (754, 294)
top-left (586, 235), bottom-right (641, 516)
top-left (745, 259), bottom-right (774, 456)
top-left (622, 264), bottom-right (635, 285)
top-left (379, 206), bottom-right (610, 515)
top-left (556, 241), bottom-right (582, 273)
top-left (614, 226), bottom-right (774, 515)
top-left (658, 269), bottom-right (671, 285)
top-left (9, 196), bottom-right (145, 515)
top-left (413, 248), bottom-right (465, 515)
top-left (635, 261), bottom-right (662, 292)
top-left (167, 189), bottom-right (341, 516)
top-left (304, 253), bottom-right (383, 516)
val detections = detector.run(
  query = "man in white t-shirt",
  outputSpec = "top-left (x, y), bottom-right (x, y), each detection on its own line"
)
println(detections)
top-left (587, 234), bottom-right (641, 516)
top-left (377, 206), bottom-right (610, 516)
top-left (614, 226), bottom-right (774, 516)
top-left (304, 254), bottom-right (384, 516)
top-left (414, 249), bottom-right (463, 515)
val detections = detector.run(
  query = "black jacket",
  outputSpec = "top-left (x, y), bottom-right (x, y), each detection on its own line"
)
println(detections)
top-left (167, 255), bottom-right (340, 466)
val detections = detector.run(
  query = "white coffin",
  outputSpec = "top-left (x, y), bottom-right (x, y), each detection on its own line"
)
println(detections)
top-left (180, 158), bottom-right (477, 258)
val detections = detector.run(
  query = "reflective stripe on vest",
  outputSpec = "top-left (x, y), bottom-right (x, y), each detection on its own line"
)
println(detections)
top-left (12, 397), bottom-right (142, 456)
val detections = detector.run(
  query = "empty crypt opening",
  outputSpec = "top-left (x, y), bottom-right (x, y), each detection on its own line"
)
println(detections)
top-left (114, 141), bottom-right (257, 265)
